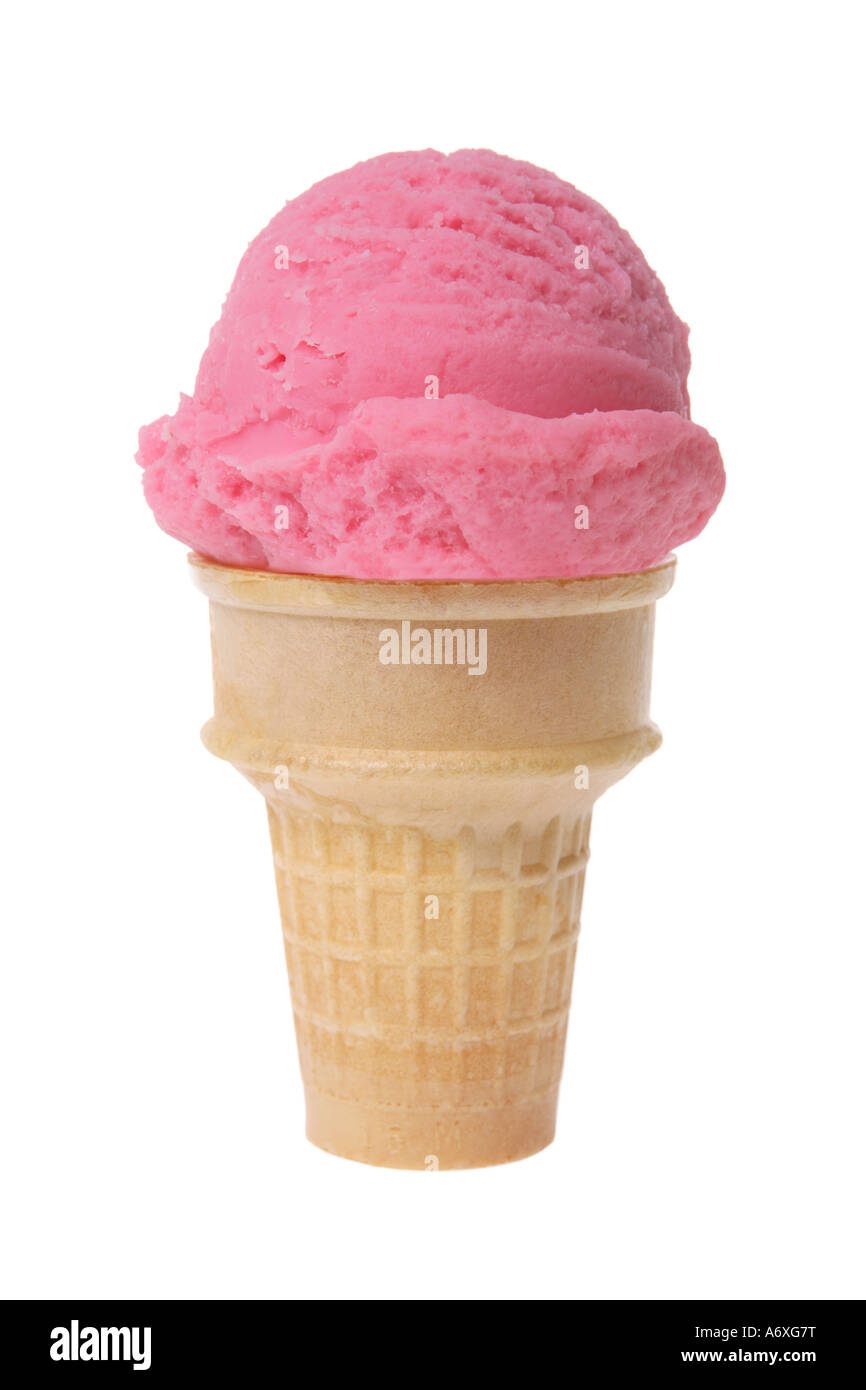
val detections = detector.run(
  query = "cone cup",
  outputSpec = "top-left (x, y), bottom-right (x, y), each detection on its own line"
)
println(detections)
top-left (190, 555), bottom-right (675, 1169)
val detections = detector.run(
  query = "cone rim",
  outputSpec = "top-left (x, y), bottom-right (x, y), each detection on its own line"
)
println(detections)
top-left (188, 552), bottom-right (675, 618)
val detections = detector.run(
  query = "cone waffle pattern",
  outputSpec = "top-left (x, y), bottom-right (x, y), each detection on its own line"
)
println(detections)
top-left (267, 805), bottom-right (591, 1114)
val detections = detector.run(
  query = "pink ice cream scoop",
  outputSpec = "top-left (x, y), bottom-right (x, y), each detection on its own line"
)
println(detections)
top-left (138, 149), bottom-right (724, 578)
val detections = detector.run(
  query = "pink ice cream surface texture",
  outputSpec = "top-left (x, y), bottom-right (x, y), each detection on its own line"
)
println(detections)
top-left (138, 149), bottom-right (724, 579)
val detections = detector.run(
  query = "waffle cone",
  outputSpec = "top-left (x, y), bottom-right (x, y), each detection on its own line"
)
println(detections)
top-left (190, 556), bottom-right (675, 1169)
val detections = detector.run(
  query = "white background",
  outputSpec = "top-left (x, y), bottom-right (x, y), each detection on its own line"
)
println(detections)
top-left (2, 0), bottom-right (863, 1301)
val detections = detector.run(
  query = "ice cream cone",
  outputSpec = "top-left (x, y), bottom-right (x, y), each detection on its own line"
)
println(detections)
top-left (190, 554), bottom-right (675, 1169)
